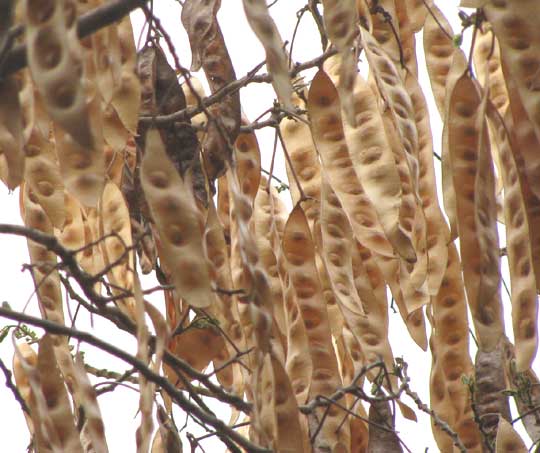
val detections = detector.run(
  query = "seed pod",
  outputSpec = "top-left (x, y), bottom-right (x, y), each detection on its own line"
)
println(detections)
top-left (0, 75), bottom-right (24, 189)
top-left (307, 69), bottom-right (395, 258)
top-left (53, 95), bottom-right (106, 208)
top-left (73, 353), bottom-right (108, 453)
top-left (141, 128), bottom-right (213, 308)
top-left (363, 29), bottom-right (419, 196)
top-left (254, 179), bottom-right (287, 336)
top-left (369, 0), bottom-right (402, 65)
top-left (25, 0), bottom-right (93, 149)
top-left (483, 0), bottom-right (540, 144)
top-left (279, 95), bottom-right (321, 227)
top-left (405, 72), bottom-right (450, 295)
top-left (322, 0), bottom-right (359, 125)
top-left (182, 0), bottom-right (241, 180)
top-left (423, 4), bottom-right (466, 118)
top-left (99, 181), bottom-right (136, 319)
top-left (495, 417), bottom-right (527, 453)
top-left (242, 0), bottom-right (293, 109)
top-left (283, 204), bottom-right (350, 450)
top-left (38, 335), bottom-right (84, 452)
top-left (340, 73), bottom-right (409, 260)
top-left (447, 72), bottom-right (504, 350)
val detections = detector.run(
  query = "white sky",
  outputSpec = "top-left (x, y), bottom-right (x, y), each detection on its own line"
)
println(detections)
top-left (0, 1), bottom-right (538, 452)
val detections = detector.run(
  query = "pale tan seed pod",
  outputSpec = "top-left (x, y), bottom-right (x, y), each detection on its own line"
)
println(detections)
top-left (270, 353), bottom-right (308, 452)
top-left (53, 98), bottom-right (106, 208)
top-left (282, 204), bottom-right (349, 451)
top-left (483, 0), bottom-right (540, 144)
top-left (242, 0), bottom-right (293, 109)
top-left (350, 241), bottom-right (397, 388)
top-left (340, 73), bottom-right (408, 261)
top-left (394, 0), bottom-right (418, 76)
top-left (12, 343), bottom-right (46, 449)
top-left (473, 26), bottom-right (509, 118)
top-left (0, 75), bottom-right (25, 189)
top-left (362, 29), bottom-right (419, 196)
top-left (369, 0), bottom-right (402, 64)
top-left (429, 243), bottom-right (482, 450)
top-left (13, 340), bottom-right (58, 452)
top-left (102, 103), bottom-right (130, 156)
top-left (447, 72), bottom-right (504, 351)
top-left (319, 176), bottom-right (365, 323)
top-left (503, 76), bottom-right (540, 295)
top-left (321, 0), bottom-right (359, 125)
top-left (254, 179), bottom-right (287, 337)
top-left (99, 181), bottom-right (136, 319)
top-left (440, 51), bottom-right (468, 241)
top-left (110, 16), bottom-right (140, 135)
top-left (401, 0), bottom-right (427, 33)
top-left (279, 96), bottom-right (321, 227)
top-left (495, 417), bottom-right (527, 453)
top-left (37, 335), bottom-right (84, 452)
top-left (24, 129), bottom-right (66, 229)
top-left (488, 105), bottom-right (538, 371)
top-left (405, 72), bottom-right (450, 295)
top-left (73, 353), bottom-right (109, 453)
top-left (91, 24), bottom-right (122, 105)
top-left (25, 0), bottom-right (93, 149)
top-left (234, 123), bottom-right (261, 204)
top-left (307, 69), bottom-right (396, 258)
top-left (423, 4), bottom-right (467, 118)
top-left (141, 128), bottom-right (213, 308)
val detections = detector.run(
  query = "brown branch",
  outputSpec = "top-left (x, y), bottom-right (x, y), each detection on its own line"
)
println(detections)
top-left (0, 307), bottom-right (268, 453)
top-left (0, 0), bottom-right (148, 79)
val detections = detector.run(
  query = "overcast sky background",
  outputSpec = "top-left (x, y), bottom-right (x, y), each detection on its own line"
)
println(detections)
top-left (0, 1), bottom-right (537, 451)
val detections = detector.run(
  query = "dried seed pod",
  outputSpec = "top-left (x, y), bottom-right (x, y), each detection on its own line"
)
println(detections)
top-left (405, 72), bottom-right (450, 296)
top-left (423, 4), bottom-right (466, 118)
top-left (24, 128), bottom-right (66, 229)
top-left (0, 75), bottom-right (25, 189)
top-left (362, 29), bottom-right (419, 197)
top-left (319, 176), bottom-right (365, 320)
top-left (25, 0), bottom-right (93, 149)
top-left (111, 16), bottom-right (140, 135)
top-left (141, 128), bottom-right (213, 308)
top-left (322, 0), bottom-right (359, 124)
top-left (53, 96), bottom-right (106, 208)
top-left (13, 341), bottom-right (57, 452)
top-left (279, 95), bottom-right (321, 227)
top-left (99, 181), bottom-right (136, 319)
top-left (340, 73), bottom-right (410, 260)
top-left (369, 0), bottom-right (402, 65)
top-left (282, 204), bottom-right (350, 450)
top-left (447, 72), bottom-right (504, 350)
top-left (307, 69), bottom-right (395, 258)
top-left (182, 0), bottom-right (241, 180)
top-left (254, 179), bottom-right (287, 337)
top-left (73, 354), bottom-right (109, 453)
top-left (242, 0), bottom-right (293, 109)
top-left (38, 335), bottom-right (84, 452)
top-left (483, 0), bottom-right (540, 144)
top-left (495, 417), bottom-right (527, 453)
